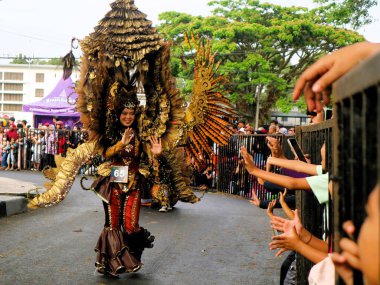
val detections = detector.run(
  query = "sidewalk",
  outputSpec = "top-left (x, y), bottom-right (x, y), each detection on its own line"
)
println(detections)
top-left (0, 177), bottom-right (39, 218)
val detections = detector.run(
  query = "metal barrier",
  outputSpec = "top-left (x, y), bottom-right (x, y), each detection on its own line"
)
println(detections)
top-left (333, 52), bottom-right (380, 285)
top-left (216, 134), bottom-right (294, 200)
top-left (0, 128), bottom-right (88, 172)
top-left (215, 122), bottom-right (334, 284)
top-left (295, 119), bottom-right (334, 284)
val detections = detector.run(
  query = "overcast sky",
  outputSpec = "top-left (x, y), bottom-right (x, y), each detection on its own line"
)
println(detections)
top-left (0, 0), bottom-right (379, 59)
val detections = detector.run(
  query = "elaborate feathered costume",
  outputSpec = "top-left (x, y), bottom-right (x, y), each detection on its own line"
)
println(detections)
top-left (27, 0), bottom-right (236, 275)
top-left (28, 0), bottom-right (236, 210)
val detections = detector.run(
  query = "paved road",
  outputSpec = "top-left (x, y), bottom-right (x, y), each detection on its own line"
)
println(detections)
top-left (0, 171), bottom-right (283, 285)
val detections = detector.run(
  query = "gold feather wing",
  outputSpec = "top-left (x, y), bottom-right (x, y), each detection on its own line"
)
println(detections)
top-left (184, 32), bottom-right (237, 166)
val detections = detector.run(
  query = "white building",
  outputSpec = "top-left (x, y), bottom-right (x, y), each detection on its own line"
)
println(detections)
top-left (0, 63), bottom-right (80, 122)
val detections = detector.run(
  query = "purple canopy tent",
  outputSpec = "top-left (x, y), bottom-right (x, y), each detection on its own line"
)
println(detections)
top-left (23, 77), bottom-right (80, 128)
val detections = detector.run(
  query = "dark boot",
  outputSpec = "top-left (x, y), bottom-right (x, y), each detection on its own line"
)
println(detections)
top-left (125, 227), bottom-right (155, 261)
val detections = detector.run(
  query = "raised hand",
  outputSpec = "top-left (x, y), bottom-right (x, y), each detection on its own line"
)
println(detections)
top-left (249, 191), bottom-right (260, 207)
top-left (270, 209), bottom-right (303, 236)
top-left (279, 189), bottom-right (287, 204)
top-left (331, 221), bottom-right (360, 285)
top-left (293, 41), bottom-right (380, 112)
top-left (240, 146), bottom-right (257, 174)
top-left (266, 137), bottom-right (283, 158)
top-left (149, 136), bottom-right (162, 157)
top-left (269, 226), bottom-right (301, 257)
top-left (121, 128), bottom-right (134, 145)
top-left (267, 199), bottom-right (277, 219)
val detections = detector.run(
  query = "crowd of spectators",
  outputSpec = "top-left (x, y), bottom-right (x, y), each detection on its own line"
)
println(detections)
top-left (0, 117), bottom-right (85, 171)
top-left (240, 42), bottom-right (380, 285)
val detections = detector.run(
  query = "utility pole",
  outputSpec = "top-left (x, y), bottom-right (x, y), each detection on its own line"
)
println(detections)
top-left (254, 85), bottom-right (262, 130)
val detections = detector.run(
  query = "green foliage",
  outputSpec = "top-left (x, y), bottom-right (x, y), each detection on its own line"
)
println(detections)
top-left (10, 55), bottom-right (77, 66)
top-left (157, 0), bottom-right (367, 123)
top-left (35, 58), bottom-right (63, 65)
top-left (312, 0), bottom-right (377, 29)
top-left (10, 54), bottom-right (29, 64)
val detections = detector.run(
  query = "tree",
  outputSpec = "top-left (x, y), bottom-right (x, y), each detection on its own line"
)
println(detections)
top-left (10, 56), bottom-right (78, 66)
top-left (157, 0), bottom-right (366, 123)
top-left (34, 58), bottom-right (63, 65)
top-left (312, 0), bottom-right (377, 29)
top-left (10, 54), bottom-right (29, 64)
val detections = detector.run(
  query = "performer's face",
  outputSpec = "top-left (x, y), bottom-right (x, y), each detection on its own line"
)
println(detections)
top-left (120, 108), bottom-right (135, 127)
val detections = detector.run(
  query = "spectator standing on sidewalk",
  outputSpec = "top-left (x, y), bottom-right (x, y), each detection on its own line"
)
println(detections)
top-left (6, 137), bottom-right (18, 170)
top-left (0, 127), bottom-right (4, 158)
top-left (31, 131), bottom-right (45, 171)
top-left (46, 125), bottom-right (57, 167)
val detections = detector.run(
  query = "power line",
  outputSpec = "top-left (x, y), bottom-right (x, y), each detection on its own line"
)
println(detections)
top-left (0, 28), bottom-right (68, 47)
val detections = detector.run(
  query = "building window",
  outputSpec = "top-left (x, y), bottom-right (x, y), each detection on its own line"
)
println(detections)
top-left (3, 94), bottom-right (23, 102)
top-left (36, 73), bottom-right (45, 83)
top-left (4, 72), bottom-right (23, 81)
top-left (0, 72), bottom-right (2, 80)
top-left (35, 88), bottom-right (44, 97)
top-left (282, 117), bottom-right (288, 122)
top-left (3, 104), bottom-right (22, 111)
top-left (3, 83), bottom-right (23, 91)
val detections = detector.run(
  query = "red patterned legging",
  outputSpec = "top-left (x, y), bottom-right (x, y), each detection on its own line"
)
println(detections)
top-left (103, 186), bottom-right (141, 234)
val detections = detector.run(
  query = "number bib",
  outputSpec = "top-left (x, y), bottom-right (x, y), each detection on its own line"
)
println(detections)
top-left (110, 166), bottom-right (129, 183)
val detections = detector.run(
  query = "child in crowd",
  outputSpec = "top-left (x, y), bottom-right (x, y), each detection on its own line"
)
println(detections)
top-left (1, 137), bottom-right (9, 169)
top-left (57, 130), bottom-right (66, 156)
top-left (6, 137), bottom-right (18, 170)
top-left (31, 131), bottom-right (45, 171)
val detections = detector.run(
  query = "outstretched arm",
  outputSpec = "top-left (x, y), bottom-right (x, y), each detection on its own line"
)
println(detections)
top-left (279, 190), bottom-right (294, 220)
top-left (267, 157), bottom-right (319, 176)
top-left (241, 147), bottom-right (310, 190)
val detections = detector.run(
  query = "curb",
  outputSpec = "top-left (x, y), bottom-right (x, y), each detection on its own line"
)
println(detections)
top-left (0, 195), bottom-right (28, 218)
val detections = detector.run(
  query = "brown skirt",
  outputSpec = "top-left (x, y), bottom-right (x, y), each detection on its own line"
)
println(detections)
top-left (94, 227), bottom-right (142, 276)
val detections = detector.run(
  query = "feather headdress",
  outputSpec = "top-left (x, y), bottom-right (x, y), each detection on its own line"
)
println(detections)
top-left (76, 0), bottom-right (163, 146)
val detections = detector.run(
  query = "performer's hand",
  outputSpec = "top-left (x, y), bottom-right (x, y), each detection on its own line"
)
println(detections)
top-left (149, 136), bottom-right (162, 156)
top-left (122, 128), bottom-right (134, 145)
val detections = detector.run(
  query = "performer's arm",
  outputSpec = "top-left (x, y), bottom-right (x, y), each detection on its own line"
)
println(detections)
top-left (104, 128), bottom-right (135, 159)
top-left (104, 141), bottom-right (125, 160)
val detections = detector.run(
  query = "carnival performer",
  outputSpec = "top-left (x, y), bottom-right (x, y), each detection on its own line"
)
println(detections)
top-left (91, 96), bottom-right (159, 276)
top-left (27, 0), bottom-right (236, 278)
